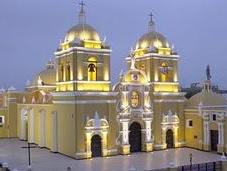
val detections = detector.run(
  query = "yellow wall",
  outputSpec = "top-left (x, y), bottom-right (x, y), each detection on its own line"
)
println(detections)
top-left (185, 112), bottom-right (203, 149)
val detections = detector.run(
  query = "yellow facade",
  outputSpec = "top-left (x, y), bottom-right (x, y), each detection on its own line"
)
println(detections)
top-left (0, 4), bottom-right (227, 160)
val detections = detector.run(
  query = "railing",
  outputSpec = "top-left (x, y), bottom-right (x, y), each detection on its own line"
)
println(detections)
top-left (177, 161), bottom-right (222, 171)
top-left (145, 161), bottom-right (222, 171)
top-left (0, 162), bottom-right (11, 171)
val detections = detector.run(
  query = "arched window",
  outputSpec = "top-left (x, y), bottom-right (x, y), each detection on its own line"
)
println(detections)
top-left (160, 62), bottom-right (168, 82)
top-left (131, 91), bottom-right (140, 108)
top-left (59, 64), bottom-right (64, 81)
top-left (88, 57), bottom-right (97, 81)
top-left (66, 64), bottom-right (71, 81)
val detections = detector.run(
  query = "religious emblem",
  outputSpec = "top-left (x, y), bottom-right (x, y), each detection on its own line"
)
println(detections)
top-left (131, 91), bottom-right (140, 108)
top-left (133, 74), bottom-right (138, 81)
top-left (160, 63), bottom-right (168, 74)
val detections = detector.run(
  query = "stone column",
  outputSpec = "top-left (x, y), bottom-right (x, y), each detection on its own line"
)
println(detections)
top-left (51, 111), bottom-right (58, 152)
top-left (20, 109), bottom-right (27, 140)
top-left (154, 60), bottom-right (159, 82)
top-left (102, 131), bottom-right (108, 157)
top-left (143, 120), bottom-right (153, 152)
top-left (174, 126), bottom-right (179, 148)
top-left (28, 109), bottom-right (34, 143)
top-left (39, 110), bottom-right (46, 147)
top-left (85, 131), bottom-right (92, 158)
top-left (203, 121), bottom-right (210, 151)
top-left (161, 126), bottom-right (167, 149)
top-left (63, 64), bottom-right (66, 81)
top-left (120, 120), bottom-right (130, 155)
top-left (173, 61), bottom-right (178, 82)
top-left (218, 121), bottom-right (224, 153)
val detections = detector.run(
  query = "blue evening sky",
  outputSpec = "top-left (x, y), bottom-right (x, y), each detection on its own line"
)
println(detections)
top-left (0, 0), bottom-right (227, 90)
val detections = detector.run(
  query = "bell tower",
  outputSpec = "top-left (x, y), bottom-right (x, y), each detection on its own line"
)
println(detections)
top-left (127, 14), bottom-right (179, 93)
top-left (55, 2), bottom-right (111, 92)
top-left (125, 13), bottom-right (186, 151)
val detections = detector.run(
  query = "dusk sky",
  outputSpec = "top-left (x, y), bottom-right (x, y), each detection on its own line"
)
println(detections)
top-left (0, 0), bottom-right (227, 90)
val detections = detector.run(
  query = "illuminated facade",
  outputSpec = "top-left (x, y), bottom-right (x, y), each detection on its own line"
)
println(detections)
top-left (0, 4), bottom-right (227, 159)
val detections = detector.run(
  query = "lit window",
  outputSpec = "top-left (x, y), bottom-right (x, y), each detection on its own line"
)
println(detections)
top-left (189, 120), bottom-right (193, 127)
top-left (212, 114), bottom-right (216, 121)
top-left (160, 62), bottom-right (168, 82)
top-left (186, 119), bottom-right (193, 128)
top-left (66, 62), bottom-right (71, 81)
top-left (0, 116), bottom-right (5, 126)
top-left (59, 64), bottom-right (64, 81)
top-left (88, 57), bottom-right (97, 81)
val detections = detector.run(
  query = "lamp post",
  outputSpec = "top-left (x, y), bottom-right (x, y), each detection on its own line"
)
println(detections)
top-left (28, 142), bottom-right (31, 170)
top-left (22, 141), bottom-right (37, 171)
top-left (189, 153), bottom-right (192, 171)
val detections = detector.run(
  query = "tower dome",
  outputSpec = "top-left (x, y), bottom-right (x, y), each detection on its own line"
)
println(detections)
top-left (134, 13), bottom-right (172, 54)
top-left (135, 31), bottom-right (170, 50)
top-left (64, 24), bottom-right (100, 43)
top-left (30, 60), bottom-right (56, 87)
top-left (64, 1), bottom-right (100, 43)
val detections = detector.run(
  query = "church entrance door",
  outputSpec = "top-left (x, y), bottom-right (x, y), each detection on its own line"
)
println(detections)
top-left (166, 129), bottom-right (174, 148)
top-left (210, 130), bottom-right (218, 151)
top-left (129, 122), bottom-right (142, 153)
top-left (91, 135), bottom-right (102, 157)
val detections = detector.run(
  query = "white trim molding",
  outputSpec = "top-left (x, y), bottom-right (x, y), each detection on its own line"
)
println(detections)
top-left (51, 91), bottom-right (118, 97)
top-left (53, 100), bottom-right (116, 104)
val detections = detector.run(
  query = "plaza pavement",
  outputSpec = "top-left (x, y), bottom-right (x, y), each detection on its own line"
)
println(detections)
top-left (0, 138), bottom-right (222, 171)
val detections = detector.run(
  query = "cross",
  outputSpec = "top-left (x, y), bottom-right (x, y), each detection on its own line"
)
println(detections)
top-left (79, 1), bottom-right (85, 9)
top-left (149, 12), bottom-right (153, 18)
top-left (149, 12), bottom-right (153, 20)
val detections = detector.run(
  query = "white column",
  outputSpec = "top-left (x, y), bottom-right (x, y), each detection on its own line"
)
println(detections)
top-left (203, 121), bottom-right (209, 145)
top-left (145, 120), bottom-right (152, 142)
top-left (20, 109), bottom-right (27, 140)
top-left (162, 127), bottom-right (166, 145)
top-left (154, 60), bottom-right (159, 82)
top-left (174, 126), bottom-right (178, 147)
top-left (173, 61), bottom-right (178, 82)
top-left (39, 110), bottom-right (46, 147)
top-left (122, 121), bottom-right (129, 145)
top-left (28, 109), bottom-right (35, 143)
top-left (51, 111), bottom-right (58, 152)
top-left (218, 122), bottom-right (224, 145)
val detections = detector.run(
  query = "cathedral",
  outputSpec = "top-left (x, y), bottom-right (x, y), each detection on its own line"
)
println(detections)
top-left (0, 3), bottom-right (227, 159)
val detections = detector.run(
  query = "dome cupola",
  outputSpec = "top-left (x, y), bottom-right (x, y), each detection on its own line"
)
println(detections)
top-left (133, 13), bottom-right (173, 57)
top-left (59, 1), bottom-right (104, 51)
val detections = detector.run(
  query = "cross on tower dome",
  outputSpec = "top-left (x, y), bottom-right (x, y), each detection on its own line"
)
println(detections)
top-left (148, 12), bottom-right (156, 32)
top-left (78, 1), bottom-right (86, 24)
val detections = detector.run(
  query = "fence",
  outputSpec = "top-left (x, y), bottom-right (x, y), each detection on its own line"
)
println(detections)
top-left (177, 161), bottom-right (222, 171)
top-left (0, 162), bottom-right (11, 171)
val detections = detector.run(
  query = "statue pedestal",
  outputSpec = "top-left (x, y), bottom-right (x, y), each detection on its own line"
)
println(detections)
top-left (120, 145), bottom-right (130, 155)
top-left (203, 144), bottom-right (210, 151)
top-left (218, 144), bottom-right (224, 153)
top-left (143, 143), bottom-right (153, 152)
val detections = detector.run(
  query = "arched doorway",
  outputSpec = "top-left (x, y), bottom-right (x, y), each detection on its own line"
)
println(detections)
top-left (129, 122), bottom-right (142, 153)
top-left (91, 135), bottom-right (102, 157)
top-left (166, 129), bottom-right (174, 148)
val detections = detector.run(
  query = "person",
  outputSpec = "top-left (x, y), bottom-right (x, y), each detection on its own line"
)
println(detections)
top-left (67, 166), bottom-right (72, 171)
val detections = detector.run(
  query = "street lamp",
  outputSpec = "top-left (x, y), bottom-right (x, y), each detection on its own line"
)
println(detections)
top-left (189, 153), bottom-right (192, 171)
top-left (22, 141), bottom-right (37, 171)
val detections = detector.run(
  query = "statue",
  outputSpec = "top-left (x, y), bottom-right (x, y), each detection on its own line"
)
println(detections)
top-left (206, 65), bottom-right (211, 81)
top-left (130, 55), bottom-right (136, 70)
